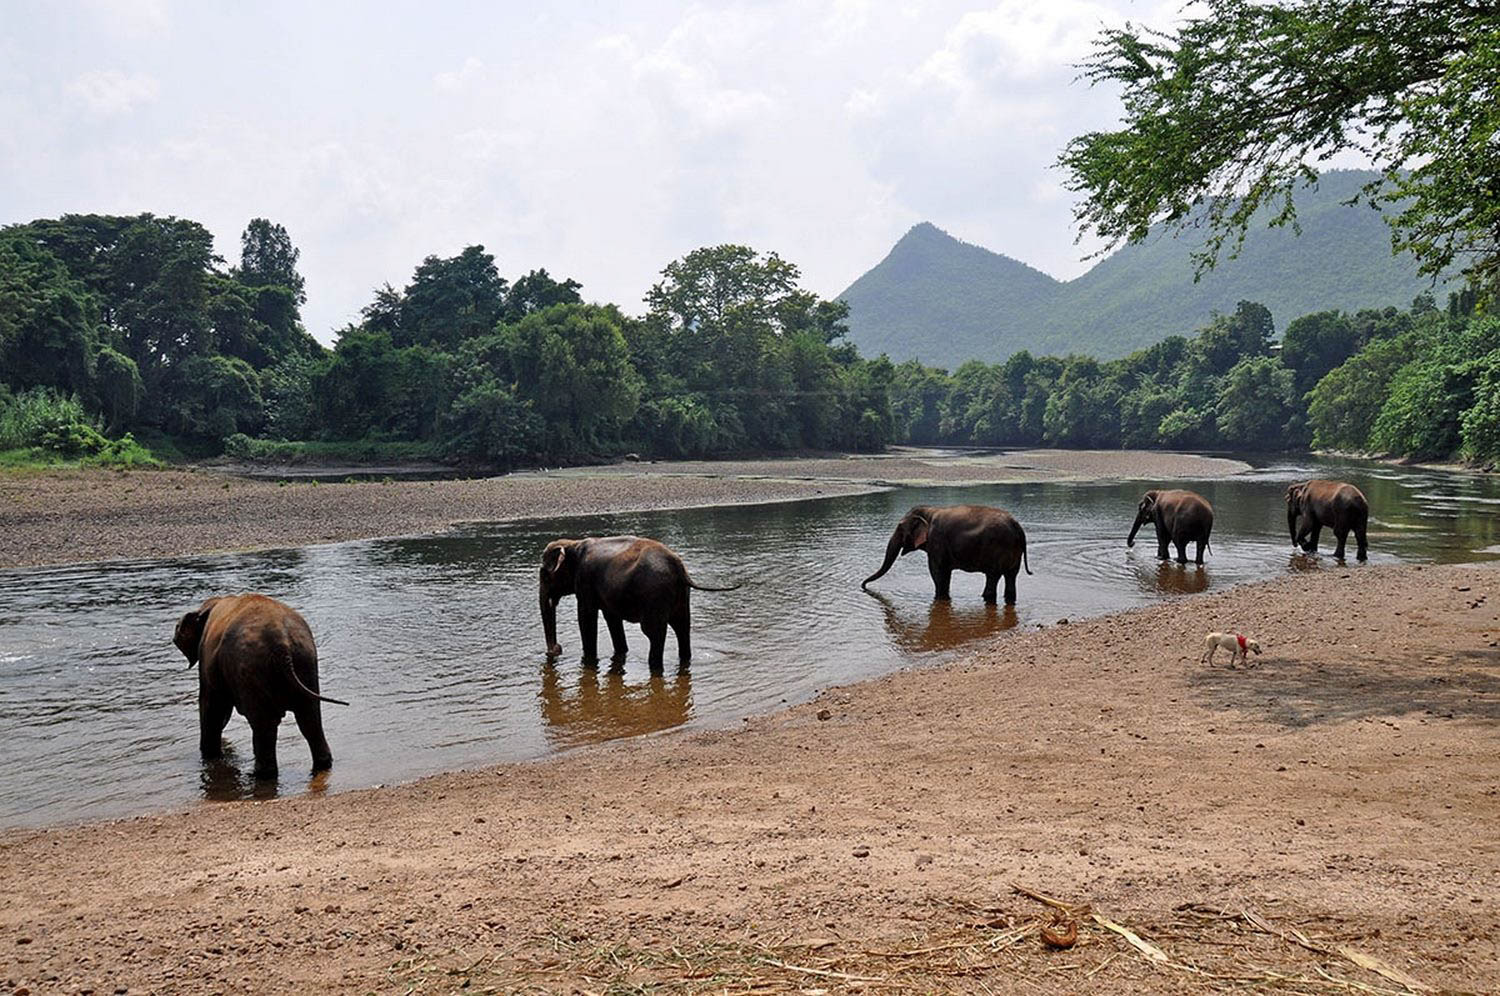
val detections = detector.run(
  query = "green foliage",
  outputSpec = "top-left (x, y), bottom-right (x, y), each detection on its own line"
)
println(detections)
top-left (1060, 0), bottom-right (1499, 297)
top-left (442, 383), bottom-right (544, 467)
top-left (220, 435), bottom-right (440, 465)
top-left (0, 387), bottom-right (160, 466)
top-left (1215, 356), bottom-right (1306, 449)
top-left (6, 205), bottom-right (1491, 469)
top-left (236, 218), bottom-right (306, 305)
top-left (1459, 355), bottom-right (1500, 463)
top-left (395, 246), bottom-right (508, 350)
top-left (163, 354), bottom-right (264, 439)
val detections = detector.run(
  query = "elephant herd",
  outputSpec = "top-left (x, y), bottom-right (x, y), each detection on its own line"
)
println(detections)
top-left (171, 478), bottom-right (1369, 781)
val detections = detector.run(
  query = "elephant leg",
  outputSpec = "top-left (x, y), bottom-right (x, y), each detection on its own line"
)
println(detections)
top-left (1332, 525), bottom-right (1349, 560)
top-left (1194, 538), bottom-right (1206, 565)
top-left (1155, 526), bottom-right (1169, 561)
top-left (1355, 523), bottom-right (1368, 561)
top-left (1174, 538), bottom-right (1188, 564)
top-left (670, 605), bottom-right (691, 666)
top-left (293, 705), bottom-right (332, 772)
top-left (981, 572), bottom-right (999, 604)
top-left (929, 559), bottom-right (952, 600)
top-left (1302, 523), bottom-right (1323, 553)
top-left (577, 598), bottom-right (600, 662)
top-left (199, 695), bottom-right (232, 760)
top-left (250, 720), bottom-right (280, 780)
top-left (603, 611), bottom-right (629, 662)
top-left (1002, 568), bottom-right (1018, 606)
top-left (642, 616), bottom-right (669, 672)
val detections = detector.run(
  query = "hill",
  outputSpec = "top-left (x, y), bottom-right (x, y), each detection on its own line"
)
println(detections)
top-left (840, 171), bottom-right (1439, 368)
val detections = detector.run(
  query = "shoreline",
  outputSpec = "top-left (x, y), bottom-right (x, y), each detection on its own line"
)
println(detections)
top-left (0, 448), bottom-right (1250, 570)
top-left (2, 561), bottom-right (1497, 991)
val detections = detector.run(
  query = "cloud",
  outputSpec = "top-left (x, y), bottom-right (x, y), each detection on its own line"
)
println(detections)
top-left (66, 69), bottom-right (160, 114)
top-left (434, 56), bottom-right (484, 94)
top-left (1, 1), bottom-right (1209, 341)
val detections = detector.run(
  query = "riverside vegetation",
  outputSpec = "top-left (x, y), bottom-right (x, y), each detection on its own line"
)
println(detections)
top-left (3, 215), bottom-right (1499, 472)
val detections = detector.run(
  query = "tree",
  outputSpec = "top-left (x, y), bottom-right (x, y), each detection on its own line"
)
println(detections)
top-left (0, 234), bottom-right (97, 396)
top-left (1280, 311), bottom-right (1361, 397)
top-left (503, 268), bottom-right (582, 322)
top-left (397, 246), bottom-right (508, 350)
top-left (94, 347), bottom-right (142, 433)
top-left (1307, 332), bottom-right (1422, 450)
top-left (237, 219), bottom-right (306, 305)
top-left (1061, 0), bottom-right (1500, 296)
top-left (1215, 356), bottom-right (1305, 449)
top-left (492, 303), bottom-right (641, 457)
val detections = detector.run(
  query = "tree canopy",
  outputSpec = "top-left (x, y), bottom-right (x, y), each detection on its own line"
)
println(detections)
top-left (1060, 0), bottom-right (1500, 296)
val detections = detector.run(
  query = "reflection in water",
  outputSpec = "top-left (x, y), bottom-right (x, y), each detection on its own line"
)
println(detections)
top-left (1140, 561), bottom-right (1210, 595)
top-left (4, 453), bottom-right (1500, 827)
top-left (868, 590), bottom-right (1019, 653)
top-left (199, 747), bottom-right (279, 802)
top-left (538, 662), bottom-right (692, 748)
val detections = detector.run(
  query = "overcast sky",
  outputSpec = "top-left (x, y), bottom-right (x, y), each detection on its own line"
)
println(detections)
top-left (2, 0), bottom-right (1190, 342)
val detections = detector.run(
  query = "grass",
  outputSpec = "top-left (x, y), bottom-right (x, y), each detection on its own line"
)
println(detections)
top-left (221, 435), bottom-right (445, 466)
top-left (0, 443), bottom-right (163, 472)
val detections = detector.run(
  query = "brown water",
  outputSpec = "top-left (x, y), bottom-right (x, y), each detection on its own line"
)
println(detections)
top-left (1, 455), bottom-right (1496, 827)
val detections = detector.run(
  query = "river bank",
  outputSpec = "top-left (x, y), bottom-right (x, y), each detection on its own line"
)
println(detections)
top-left (1, 561), bottom-right (1496, 993)
top-left (0, 448), bottom-right (1249, 569)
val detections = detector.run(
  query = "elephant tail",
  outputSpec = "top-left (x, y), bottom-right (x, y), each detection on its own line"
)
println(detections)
top-left (279, 627), bottom-right (349, 707)
top-left (1022, 536), bottom-right (1033, 575)
top-left (686, 575), bottom-right (742, 593)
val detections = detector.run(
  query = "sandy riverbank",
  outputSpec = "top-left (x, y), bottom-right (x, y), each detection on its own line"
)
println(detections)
top-left (0, 448), bottom-right (1249, 569)
top-left (1, 561), bottom-right (1496, 993)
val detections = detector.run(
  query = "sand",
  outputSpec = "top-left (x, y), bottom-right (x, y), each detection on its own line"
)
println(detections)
top-left (0, 448), bottom-right (1248, 569)
top-left (1, 561), bottom-right (1497, 993)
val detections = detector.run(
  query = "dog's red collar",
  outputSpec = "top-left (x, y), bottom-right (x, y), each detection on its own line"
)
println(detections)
top-left (1236, 634), bottom-right (1247, 651)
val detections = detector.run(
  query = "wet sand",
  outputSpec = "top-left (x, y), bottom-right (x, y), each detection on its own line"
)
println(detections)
top-left (1, 562), bottom-right (1496, 993)
top-left (0, 448), bottom-right (1249, 569)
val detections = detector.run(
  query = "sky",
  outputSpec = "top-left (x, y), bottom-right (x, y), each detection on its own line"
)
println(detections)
top-left (1, 0), bottom-right (1192, 342)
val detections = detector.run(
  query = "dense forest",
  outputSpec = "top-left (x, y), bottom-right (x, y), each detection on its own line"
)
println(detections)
top-left (1, 212), bottom-right (1496, 470)
top-left (0, 215), bottom-right (889, 467)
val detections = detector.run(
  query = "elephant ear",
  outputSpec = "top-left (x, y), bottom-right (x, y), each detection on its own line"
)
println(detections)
top-left (544, 540), bottom-right (577, 580)
top-left (173, 600), bottom-right (218, 667)
top-left (1285, 483), bottom-right (1304, 506)
top-left (909, 517), bottom-right (930, 550)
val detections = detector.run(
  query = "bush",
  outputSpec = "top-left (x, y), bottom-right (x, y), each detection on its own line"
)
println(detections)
top-left (0, 388), bottom-right (97, 450)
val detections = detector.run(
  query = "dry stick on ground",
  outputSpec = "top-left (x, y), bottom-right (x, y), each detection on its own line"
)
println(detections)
top-left (1238, 906), bottom-right (1435, 994)
top-left (1009, 885), bottom-right (1432, 995)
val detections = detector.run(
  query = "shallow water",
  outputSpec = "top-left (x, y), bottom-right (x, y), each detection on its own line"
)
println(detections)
top-left (1, 455), bottom-right (1496, 827)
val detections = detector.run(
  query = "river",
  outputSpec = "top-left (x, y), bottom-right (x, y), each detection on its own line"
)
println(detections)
top-left (1, 455), bottom-right (1495, 827)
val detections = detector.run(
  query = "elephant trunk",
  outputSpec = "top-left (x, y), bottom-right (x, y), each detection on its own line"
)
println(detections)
top-left (1126, 512), bottom-right (1147, 547)
top-left (861, 535), bottom-right (902, 589)
top-left (540, 588), bottom-right (561, 655)
top-left (1287, 506), bottom-right (1300, 545)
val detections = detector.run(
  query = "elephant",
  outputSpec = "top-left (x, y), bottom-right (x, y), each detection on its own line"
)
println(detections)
top-left (540, 536), bottom-right (740, 669)
top-left (861, 504), bottom-right (1032, 604)
top-left (1127, 489), bottom-right (1214, 564)
top-left (173, 594), bottom-right (347, 780)
top-left (1287, 479), bottom-right (1369, 560)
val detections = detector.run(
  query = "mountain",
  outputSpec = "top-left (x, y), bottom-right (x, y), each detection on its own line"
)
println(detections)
top-left (839, 171), bottom-right (1440, 368)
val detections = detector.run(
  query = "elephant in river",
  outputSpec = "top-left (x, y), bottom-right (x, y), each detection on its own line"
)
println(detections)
top-left (1127, 489), bottom-right (1214, 565)
top-left (1287, 479), bottom-right (1369, 561)
top-left (861, 504), bottom-right (1032, 604)
top-left (540, 536), bottom-right (740, 669)
top-left (173, 594), bottom-right (347, 780)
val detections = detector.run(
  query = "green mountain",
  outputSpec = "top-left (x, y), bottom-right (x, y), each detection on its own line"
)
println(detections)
top-left (840, 171), bottom-right (1439, 368)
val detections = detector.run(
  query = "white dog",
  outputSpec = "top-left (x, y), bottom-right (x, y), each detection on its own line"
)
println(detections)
top-left (1201, 631), bottom-right (1262, 667)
